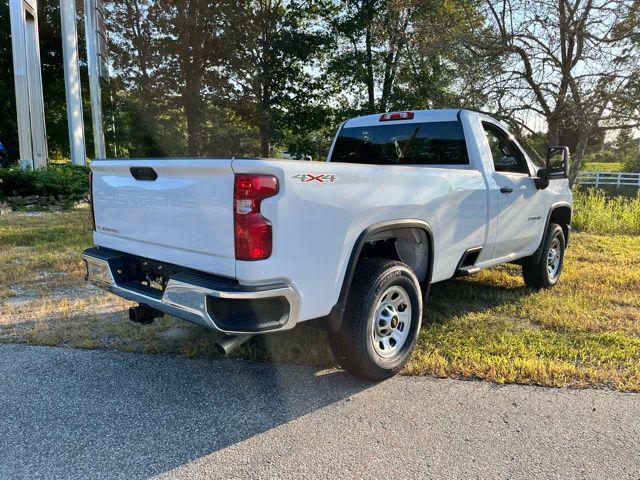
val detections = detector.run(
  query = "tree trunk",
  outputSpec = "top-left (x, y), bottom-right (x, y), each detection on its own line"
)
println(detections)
top-left (379, 67), bottom-right (391, 112)
top-left (183, 71), bottom-right (203, 157)
top-left (259, 124), bottom-right (270, 158)
top-left (380, 47), bottom-right (395, 112)
top-left (569, 132), bottom-right (590, 187)
top-left (258, 78), bottom-right (272, 158)
top-left (365, 27), bottom-right (375, 113)
top-left (547, 116), bottom-right (560, 146)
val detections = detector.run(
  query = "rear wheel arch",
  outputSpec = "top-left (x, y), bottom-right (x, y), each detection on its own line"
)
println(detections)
top-left (331, 220), bottom-right (434, 319)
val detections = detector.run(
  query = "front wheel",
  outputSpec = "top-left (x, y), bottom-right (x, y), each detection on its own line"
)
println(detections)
top-left (522, 223), bottom-right (566, 289)
top-left (329, 259), bottom-right (423, 381)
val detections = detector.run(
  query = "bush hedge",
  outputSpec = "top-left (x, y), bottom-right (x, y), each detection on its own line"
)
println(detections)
top-left (573, 188), bottom-right (640, 235)
top-left (0, 164), bottom-right (90, 206)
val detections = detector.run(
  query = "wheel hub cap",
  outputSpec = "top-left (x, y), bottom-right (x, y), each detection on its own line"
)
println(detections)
top-left (547, 237), bottom-right (562, 278)
top-left (372, 286), bottom-right (412, 358)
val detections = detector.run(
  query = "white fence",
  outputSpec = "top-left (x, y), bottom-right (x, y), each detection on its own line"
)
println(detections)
top-left (576, 171), bottom-right (640, 189)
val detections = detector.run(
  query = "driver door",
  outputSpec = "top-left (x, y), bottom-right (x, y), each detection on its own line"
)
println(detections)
top-left (482, 122), bottom-right (545, 260)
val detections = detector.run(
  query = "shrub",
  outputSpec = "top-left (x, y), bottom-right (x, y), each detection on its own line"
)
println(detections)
top-left (572, 188), bottom-right (640, 235)
top-left (623, 156), bottom-right (640, 173)
top-left (0, 164), bottom-right (90, 205)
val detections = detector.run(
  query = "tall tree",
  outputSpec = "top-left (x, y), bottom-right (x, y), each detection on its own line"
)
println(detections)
top-left (107, 0), bottom-right (164, 156)
top-left (329, 0), bottom-right (489, 114)
top-left (225, 0), bottom-right (331, 157)
top-left (108, 0), bottom-right (231, 156)
top-left (391, 0), bottom-right (489, 110)
top-left (152, 0), bottom-right (230, 156)
top-left (331, 0), bottom-right (414, 113)
top-left (475, 0), bottom-right (640, 183)
top-left (616, 128), bottom-right (640, 171)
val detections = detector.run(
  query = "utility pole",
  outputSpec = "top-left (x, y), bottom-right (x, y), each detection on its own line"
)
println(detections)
top-left (60, 0), bottom-right (87, 165)
top-left (9, 0), bottom-right (48, 169)
top-left (83, 0), bottom-right (106, 159)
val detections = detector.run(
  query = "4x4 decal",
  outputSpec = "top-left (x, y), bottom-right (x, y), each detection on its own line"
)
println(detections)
top-left (291, 173), bottom-right (338, 183)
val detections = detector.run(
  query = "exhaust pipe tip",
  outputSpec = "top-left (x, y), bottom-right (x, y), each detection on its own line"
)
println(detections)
top-left (213, 335), bottom-right (253, 356)
top-left (213, 342), bottom-right (227, 356)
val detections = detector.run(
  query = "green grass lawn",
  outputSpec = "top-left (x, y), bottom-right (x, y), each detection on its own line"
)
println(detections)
top-left (1, 207), bottom-right (639, 391)
top-left (581, 161), bottom-right (624, 171)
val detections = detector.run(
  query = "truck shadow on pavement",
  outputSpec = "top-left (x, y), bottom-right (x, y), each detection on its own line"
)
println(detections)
top-left (0, 344), bottom-right (372, 479)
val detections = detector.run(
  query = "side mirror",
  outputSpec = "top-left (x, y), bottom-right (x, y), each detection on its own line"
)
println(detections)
top-left (534, 169), bottom-right (550, 190)
top-left (545, 146), bottom-right (570, 179)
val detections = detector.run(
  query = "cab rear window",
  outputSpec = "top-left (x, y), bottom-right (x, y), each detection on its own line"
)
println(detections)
top-left (330, 121), bottom-right (469, 165)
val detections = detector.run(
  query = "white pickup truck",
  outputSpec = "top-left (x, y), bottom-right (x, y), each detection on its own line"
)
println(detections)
top-left (84, 109), bottom-right (572, 380)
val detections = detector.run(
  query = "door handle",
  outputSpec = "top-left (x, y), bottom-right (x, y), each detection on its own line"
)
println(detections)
top-left (130, 167), bottom-right (158, 181)
top-left (500, 187), bottom-right (513, 194)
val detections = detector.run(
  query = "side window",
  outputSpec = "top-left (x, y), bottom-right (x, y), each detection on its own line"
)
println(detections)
top-left (482, 122), bottom-right (530, 175)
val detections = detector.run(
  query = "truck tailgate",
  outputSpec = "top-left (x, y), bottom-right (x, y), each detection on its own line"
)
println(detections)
top-left (91, 159), bottom-right (236, 278)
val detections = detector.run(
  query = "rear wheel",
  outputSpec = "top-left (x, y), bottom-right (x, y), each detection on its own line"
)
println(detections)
top-left (329, 258), bottom-right (422, 381)
top-left (522, 223), bottom-right (566, 289)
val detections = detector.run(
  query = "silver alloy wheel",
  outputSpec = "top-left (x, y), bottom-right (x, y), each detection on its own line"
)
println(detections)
top-left (547, 236), bottom-right (562, 278)
top-left (372, 285), bottom-right (412, 358)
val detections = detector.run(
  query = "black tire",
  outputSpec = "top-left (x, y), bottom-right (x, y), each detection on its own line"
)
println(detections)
top-left (522, 223), bottom-right (566, 289)
top-left (329, 258), bottom-right (423, 381)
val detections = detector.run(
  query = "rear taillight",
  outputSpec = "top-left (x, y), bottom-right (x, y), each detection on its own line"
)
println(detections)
top-left (234, 174), bottom-right (278, 260)
top-left (379, 111), bottom-right (414, 121)
top-left (89, 171), bottom-right (96, 231)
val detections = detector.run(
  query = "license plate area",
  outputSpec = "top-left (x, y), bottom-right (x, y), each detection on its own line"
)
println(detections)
top-left (122, 255), bottom-right (179, 293)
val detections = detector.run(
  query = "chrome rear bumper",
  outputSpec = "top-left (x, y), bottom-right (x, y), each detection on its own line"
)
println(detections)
top-left (83, 248), bottom-right (299, 335)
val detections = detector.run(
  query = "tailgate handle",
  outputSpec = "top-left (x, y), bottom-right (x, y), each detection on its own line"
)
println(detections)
top-left (130, 167), bottom-right (158, 181)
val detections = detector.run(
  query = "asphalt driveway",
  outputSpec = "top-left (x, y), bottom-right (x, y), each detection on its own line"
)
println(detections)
top-left (0, 344), bottom-right (638, 479)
